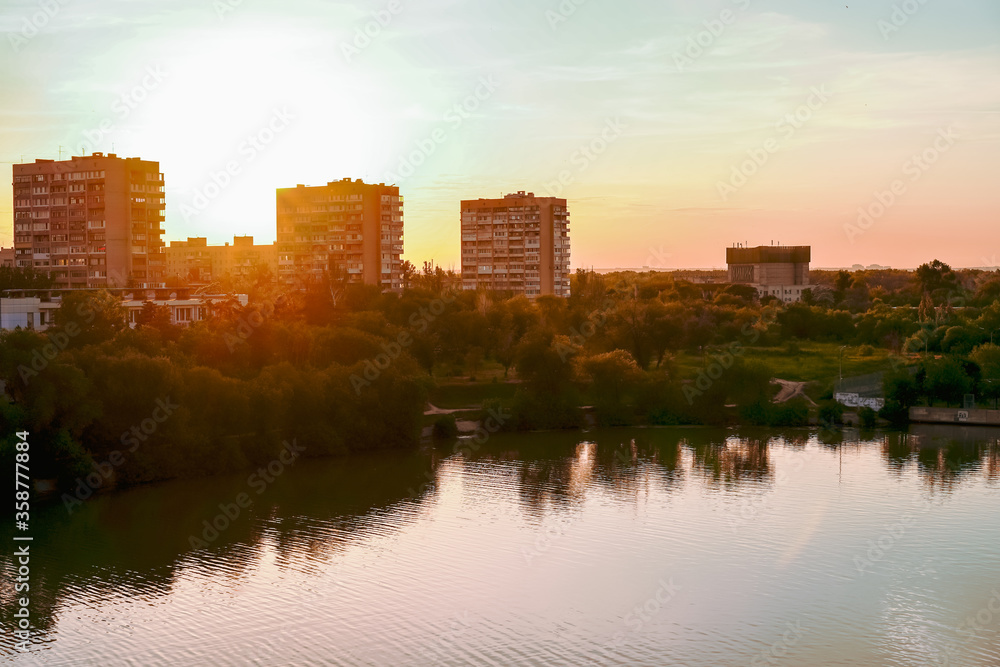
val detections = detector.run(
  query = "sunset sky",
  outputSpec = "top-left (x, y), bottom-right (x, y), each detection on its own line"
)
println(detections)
top-left (2, 0), bottom-right (998, 270)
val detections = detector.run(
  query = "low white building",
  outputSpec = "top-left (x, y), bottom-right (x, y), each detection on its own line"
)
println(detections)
top-left (0, 289), bottom-right (248, 332)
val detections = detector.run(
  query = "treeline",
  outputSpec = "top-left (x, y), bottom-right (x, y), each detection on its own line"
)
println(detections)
top-left (2, 259), bottom-right (999, 498)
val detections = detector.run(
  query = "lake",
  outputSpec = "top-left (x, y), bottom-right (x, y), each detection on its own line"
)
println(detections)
top-left (2, 426), bottom-right (999, 666)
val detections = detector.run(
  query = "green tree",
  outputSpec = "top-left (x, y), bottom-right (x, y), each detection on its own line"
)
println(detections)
top-left (924, 358), bottom-right (973, 406)
top-left (52, 290), bottom-right (127, 347)
top-left (915, 259), bottom-right (959, 296)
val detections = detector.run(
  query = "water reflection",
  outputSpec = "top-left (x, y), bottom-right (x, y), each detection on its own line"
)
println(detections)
top-left (1, 424), bottom-right (998, 664)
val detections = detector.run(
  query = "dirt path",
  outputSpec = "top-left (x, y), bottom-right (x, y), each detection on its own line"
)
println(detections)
top-left (424, 403), bottom-right (478, 416)
top-left (771, 379), bottom-right (817, 406)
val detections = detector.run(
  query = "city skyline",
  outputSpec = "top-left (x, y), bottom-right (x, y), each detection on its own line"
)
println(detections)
top-left (2, 0), bottom-right (999, 271)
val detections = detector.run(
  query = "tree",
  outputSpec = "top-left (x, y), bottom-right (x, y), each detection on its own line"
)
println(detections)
top-left (915, 259), bottom-right (959, 296)
top-left (52, 290), bottom-right (127, 347)
top-left (971, 343), bottom-right (1000, 406)
top-left (577, 350), bottom-right (641, 405)
top-left (135, 301), bottom-right (180, 341)
top-left (0, 266), bottom-right (54, 291)
top-left (924, 358), bottom-right (973, 406)
top-left (834, 270), bottom-right (852, 299)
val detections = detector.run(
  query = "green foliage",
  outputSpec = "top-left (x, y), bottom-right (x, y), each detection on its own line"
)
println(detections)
top-left (3, 261), bottom-right (994, 501)
top-left (883, 368), bottom-right (920, 408)
top-left (879, 399), bottom-right (910, 426)
top-left (858, 406), bottom-right (877, 428)
top-left (739, 398), bottom-right (810, 427)
top-left (924, 357), bottom-right (973, 406)
top-left (53, 290), bottom-right (127, 347)
top-left (0, 265), bottom-right (54, 291)
top-left (818, 400), bottom-right (845, 427)
top-left (431, 415), bottom-right (459, 440)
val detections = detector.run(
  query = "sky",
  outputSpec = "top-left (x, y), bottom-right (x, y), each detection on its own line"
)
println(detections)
top-left (1, 0), bottom-right (998, 270)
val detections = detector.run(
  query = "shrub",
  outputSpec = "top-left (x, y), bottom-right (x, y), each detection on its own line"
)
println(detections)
top-left (879, 399), bottom-right (910, 426)
top-left (818, 400), bottom-right (845, 427)
top-left (431, 415), bottom-right (459, 440)
top-left (858, 406), bottom-right (877, 428)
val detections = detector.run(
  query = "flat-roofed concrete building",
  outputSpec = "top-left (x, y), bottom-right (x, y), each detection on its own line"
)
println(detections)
top-left (726, 244), bottom-right (810, 303)
top-left (0, 247), bottom-right (13, 268)
top-left (0, 288), bottom-right (248, 331)
top-left (165, 235), bottom-right (278, 284)
top-left (275, 179), bottom-right (403, 291)
top-left (12, 153), bottom-right (165, 288)
top-left (461, 191), bottom-right (570, 298)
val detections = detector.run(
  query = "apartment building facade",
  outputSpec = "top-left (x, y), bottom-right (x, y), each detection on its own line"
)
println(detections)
top-left (12, 153), bottom-right (165, 288)
top-left (165, 235), bottom-right (278, 284)
top-left (275, 178), bottom-right (403, 291)
top-left (460, 191), bottom-right (571, 297)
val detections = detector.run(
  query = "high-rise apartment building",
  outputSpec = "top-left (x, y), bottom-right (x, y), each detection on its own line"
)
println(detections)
top-left (165, 236), bottom-right (278, 284)
top-left (275, 178), bottom-right (403, 291)
top-left (460, 191), bottom-right (570, 297)
top-left (12, 153), bottom-right (165, 288)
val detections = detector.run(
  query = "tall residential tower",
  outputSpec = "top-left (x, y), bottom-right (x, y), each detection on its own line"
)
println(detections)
top-left (12, 153), bottom-right (165, 288)
top-left (276, 179), bottom-right (403, 290)
top-left (460, 191), bottom-right (570, 297)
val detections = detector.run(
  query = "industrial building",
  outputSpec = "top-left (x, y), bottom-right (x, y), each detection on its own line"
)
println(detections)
top-left (726, 244), bottom-right (811, 303)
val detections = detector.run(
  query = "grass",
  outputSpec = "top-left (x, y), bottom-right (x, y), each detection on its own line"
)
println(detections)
top-left (674, 342), bottom-right (903, 397)
top-left (426, 342), bottom-right (911, 411)
top-left (427, 381), bottom-right (519, 410)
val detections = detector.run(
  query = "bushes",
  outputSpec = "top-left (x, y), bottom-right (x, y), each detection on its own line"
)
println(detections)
top-left (432, 415), bottom-right (459, 440)
top-left (739, 398), bottom-right (810, 427)
top-left (879, 399), bottom-right (910, 426)
top-left (818, 400), bottom-right (845, 427)
top-left (858, 406), bottom-right (878, 428)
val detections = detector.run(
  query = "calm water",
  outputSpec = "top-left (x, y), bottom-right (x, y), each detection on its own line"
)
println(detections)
top-left (2, 426), bottom-right (1000, 666)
